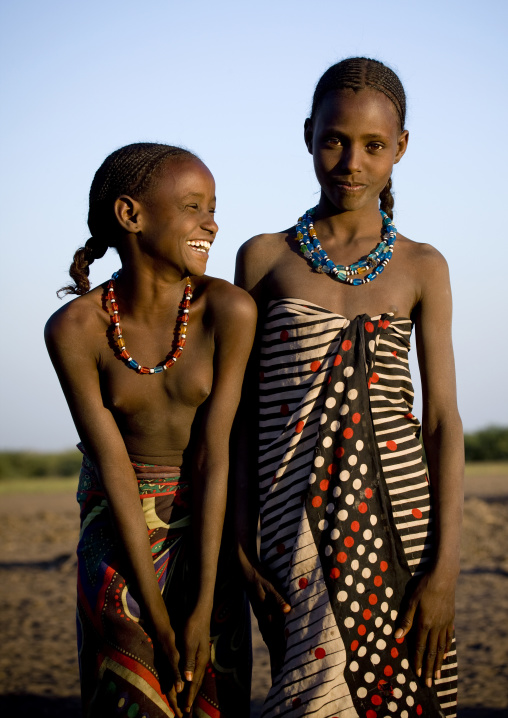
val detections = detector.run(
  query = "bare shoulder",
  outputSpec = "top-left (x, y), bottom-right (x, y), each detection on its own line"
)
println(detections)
top-left (198, 275), bottom-right (257, 324)
top-left (44, 286), bottom-right (106, 348)
top-left (235, 230), bottom-right (291, 293)
top-left (396, 234), bottom-right (451, 310)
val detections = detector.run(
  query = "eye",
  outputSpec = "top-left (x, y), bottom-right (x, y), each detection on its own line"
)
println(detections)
top-left (367, 142), bottom-right (384, 151)
top-left (324, 136), bottom-right (341, 147)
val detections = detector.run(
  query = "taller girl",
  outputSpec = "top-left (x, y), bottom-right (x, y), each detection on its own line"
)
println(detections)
top-left (236, 58), bottom-right (462, 717)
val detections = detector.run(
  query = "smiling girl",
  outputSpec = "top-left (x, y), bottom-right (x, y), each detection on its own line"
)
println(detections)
top-left (45, 143), bottom-right (256, 718)
top-left (235, 59), bottom-right (462, 717)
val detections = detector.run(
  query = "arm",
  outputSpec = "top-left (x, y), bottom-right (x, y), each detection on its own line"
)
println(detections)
top-left (179, 283), bottom-right (257, 710)
top-left (395, 246), bottom-right (464, 687)
top-left (45, 302), bottom-right (185, 717)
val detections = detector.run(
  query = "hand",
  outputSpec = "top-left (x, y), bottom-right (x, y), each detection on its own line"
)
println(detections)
top-left (179, 612), bottom-right (211, 714)
top-left (394, 569), bottom-right (456, 688)
top-left (154, 622), bottom-right (185, 718)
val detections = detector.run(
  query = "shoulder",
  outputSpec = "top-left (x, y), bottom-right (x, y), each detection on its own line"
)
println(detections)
top-left (397, 234), bottom-right (450, 284)
top-left (44, 286), bottom-right (106, 350)
top-left (235, 230), bottom-right (292, 295)
top-left (198, 276), bottom-right (257, 325)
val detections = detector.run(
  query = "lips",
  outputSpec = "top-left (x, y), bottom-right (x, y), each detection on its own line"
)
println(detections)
top-left (335, 182), bottom-right (367, 191)
top-left (186, 239), bottom-right (212, 254)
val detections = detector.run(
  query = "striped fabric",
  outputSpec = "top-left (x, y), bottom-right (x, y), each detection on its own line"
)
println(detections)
top-left (257, 298), bottom-right (457, 718)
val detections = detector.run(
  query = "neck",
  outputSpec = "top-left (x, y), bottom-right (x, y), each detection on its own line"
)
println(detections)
top-left (313, 195), bottom-right (383, 243)
top-left (113, 260), bottom-right (190, 319)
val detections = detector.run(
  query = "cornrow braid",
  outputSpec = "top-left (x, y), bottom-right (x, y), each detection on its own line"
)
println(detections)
top-left (58, 142), bottom-right (196, 297)
top-left (310, 58), bottom-right (406, 217)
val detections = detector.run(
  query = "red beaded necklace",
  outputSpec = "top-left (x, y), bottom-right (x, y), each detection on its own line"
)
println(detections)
top-left (107, 271), bottom-right (192, 374)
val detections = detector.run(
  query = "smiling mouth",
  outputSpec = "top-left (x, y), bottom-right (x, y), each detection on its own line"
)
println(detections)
top-left (335, 182), bottom-right (366, 191)
top-left (186, 240), bottom-right (212, 253)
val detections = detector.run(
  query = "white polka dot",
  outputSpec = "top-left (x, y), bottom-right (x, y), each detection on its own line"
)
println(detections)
top-left (322, 435), bottom-right (332, 446)
top-left (350, 601), bottom-right (360, 612)
top-left (350, 660), bottom-right (359, 672)
top-left (338, 590), bottom-right (348, 602)
top-left (371, 653), bottom-right (380, 665)
top-left (397, 673), bottom-right (406, 684)
top-left (333, 486), bottom-right (341, 497)
top-left (393, 687), bottom-right (402, 698)
top-left (391, 610), bottom-right (398, 621)
top-left (338, 509), bottom-right (348, 521)
top-left (388, 702), bottom-right (397, 712)
top-left (325, 545), bottom-right (332, 556)
top-left (351, 559), bottom-right (359, 570)
top-left (367, 631), bottom-right (375, 642)
top-left (401, 658), bottom-right (409, 670)
top-left (358, 645), bottom-right (367, 657)
top-left (406, 696), bottom-right (414, 707)
top-left (339, 470), bottom-right (350, 482)
top-left (376, 639), bottom-right (386, 650)
top-left (370, 515), bottom-right (378, 526)
top-left (347, 389), bottom-right (358, 400)
top-left (401, 712), bottom-right (408, 718)
top-left (374, 537), bottom-right (383, 548)
top-left (320, 413), bottom-right (328, 425)
top-left (308, 473), bottom-right (316, 484)
top-left (348, 455), bottom-right (358, 466)
top-left (363, 528), bottom-right (372, 540)
top-left (383, 624), bottom-right (393, 635)
top-left (353, 478), bottom-right (362, 490)
top-left (326, 397), bottom-right (337, 409)
top-left (357, 544), bottom-right (365, 556)
top-left (356, 582), bottom-right (365, 593)
top-left (356, 439), bottom-right (364, 451)
top-left (344, 616), bottom-right (355, 628)
top-left (326, 503), bottom-right (334, 513)
top-left (375, 617), bottom-right (383, 627)
top-left (364, 672), bottom-right (375, 683)
top-left (409, 681), bottom-right (417, 692)
top-left (368, 552), bottom-right (377, 563)
top-left (346, 493), bottom-right (354, 505)
top-left (362, 567), bottom-right (371, 578)
top-left (369, 340), bottom-right (375, 352)
top-left (385, 587), bottom-right (393, 598)
top-left (339, 403), bottom-right (349, 415)
top-left (331, 420), bottom-right (340, 431)
top-left (330, 528), bottom-right (340, 540)
top-left (314, 456), bottom-right (324, 468)
top-left (334, 381), bottom-right (344, 393)
top-left (318, 519), bottom-right (328, 531)
top-left (381, 602), bottom-right (388, 613)
top-left (344, 366), bottom-right (354, 377)
top-left (357, 686), bottom-right (367, 698)
top-left (345, 574), bottom-right (354, 586)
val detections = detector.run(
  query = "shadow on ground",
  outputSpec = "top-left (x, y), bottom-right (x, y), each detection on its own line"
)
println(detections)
top-left (0, 695), bottom-right (82, 717)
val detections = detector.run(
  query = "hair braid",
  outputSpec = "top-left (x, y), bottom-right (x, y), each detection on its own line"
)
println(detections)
top-left (379, 178), bottom-right (394, 220)
top-left (59, 142), bottom-right (196, 297)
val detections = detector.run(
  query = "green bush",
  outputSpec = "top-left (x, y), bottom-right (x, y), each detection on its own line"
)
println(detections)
top-left (0, 450), bottom-right (82, 479)
top-left (464, 426), bottom-right (508, 462)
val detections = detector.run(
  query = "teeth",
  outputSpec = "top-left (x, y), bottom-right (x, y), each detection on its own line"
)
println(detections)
top-left (186, 240), bottom-right (211, 252)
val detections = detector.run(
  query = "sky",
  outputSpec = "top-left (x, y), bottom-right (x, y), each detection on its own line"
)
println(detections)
top-left (1, 0), bottom-right (507, 450)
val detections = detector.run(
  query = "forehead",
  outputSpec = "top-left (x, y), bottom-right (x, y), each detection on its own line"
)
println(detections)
top-left (152, 156), bottom-right (215, 200)
top-left (314, 88), bottom-right (401, 134)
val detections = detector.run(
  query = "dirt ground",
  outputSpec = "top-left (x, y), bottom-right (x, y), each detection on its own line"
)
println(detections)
top-left (0, 472), bottom-right (507, 717)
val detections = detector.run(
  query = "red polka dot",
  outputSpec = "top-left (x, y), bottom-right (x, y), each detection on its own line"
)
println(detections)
top-left (337, 552), bottom-right (347, 563)
top-left (368, 594), bottom-right (378, 605)
top-left (334, 354), bottom-right (342, 366)
top-left (371, 694), bottom-right (383, 706)
top-left (312, 496), bottom-right (322, 508)
top-left (330, 567), bottom-right (340, 579)
top-left (342, 340), bottom-right (352, 351)
top-left (366, 711), bottom-right (377, 718)
top-left (351, 640), bottom-right (359, 651)
top-left (365, 488), bottom-right (373, 499)
top-left (358, 502), bottom-right (368, 513)
top-left (292, 697), bottom-right (301, 708)
top-left (391, 647), bottom-right (399, 658)
top-left (392, 350), bottom-right (397, 356)
top-left (371, 372), bottom-right (379, 383)
top-left (380, 561), bottom-right (388, 572)
top-left (343, 428), bottom-right (354, 439)
top-left (327, 463), bottom-right (338, 475)
top-left (412, 508), bottom-right (423, 519)
top-left (404, 412), bottom-right (414, 419)
top-left (344, 536), bottom-right (354, 548)
top-left (310, 360), bottom-right (321, 372)
top-left (358, 624), bottom-right (366, 636)
top-left (335, 447), bottom-right (345, 458)
top-left (351, 520), bottom-right (360, 532)
top-left (384, 665), bottom-right (393, 676)
top-left (116, 608), bottom-right (122, 614)
top-left (276, 543), bottom-right (286, 554)
top-left (386, 440), bottom-right (397, 452)
top-left (383, 319), bottom-right (390, 329)
top-left (363, 609), bottom-right (372, 620)
top-left (416, 706), bottom-right (423, 715)
top-left (352, 412), bottom-right (361, 424)
top-left (378, 319), bottom-right (383, 328)
top-left (295, 420), bottom-right (305, 433)
top-left (365, 321), bottom-right (374, 333)
top-left (280, 404), bottom-right (289, 416)
top-left (280, 330), bottom-right (289, 341)
top-left (396, 636), bottom-right (405, 644)
top-left (315, 647), bottom-right (326, 659)
top-left (298, 577), bottom-right (308, 589)
top-left (373, 575), bottom-right (382, 587)
top-left (320, 479), bottom-right (329, 491)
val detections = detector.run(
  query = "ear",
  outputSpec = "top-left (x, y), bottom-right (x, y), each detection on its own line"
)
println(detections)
top-left (304, 118), bottom-right (313, 154)
top-left (394, 129), bottom-right (409, 164)
top-left (114, 195), bottom-right (143, 233)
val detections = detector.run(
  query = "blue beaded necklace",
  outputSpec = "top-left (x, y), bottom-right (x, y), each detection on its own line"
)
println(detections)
top-left (295, 207), bottom-right (397, 285)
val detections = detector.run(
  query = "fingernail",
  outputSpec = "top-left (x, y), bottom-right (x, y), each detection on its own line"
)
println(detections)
top-left (426, 678), bottom-right (432, 687)
top-left (176, 681), bottom-right (184, 693)
top-left (283, 604), bottom-right (291, 613)
top-left (185, 671), bottom-right (193, 682)
top-left (435, 670), bottom-right (441, 679)
top-left (394, 629), bottom-right (403, 639)
top-left (443, 653), bottom-right (448, 660)
top-left (416, 668), bottom-right (421, 677)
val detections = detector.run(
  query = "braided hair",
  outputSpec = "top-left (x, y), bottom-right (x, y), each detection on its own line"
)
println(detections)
top-left (58, 142), bottom-right (196, 297)
top-left (310, 58), bottom-right (406, 219)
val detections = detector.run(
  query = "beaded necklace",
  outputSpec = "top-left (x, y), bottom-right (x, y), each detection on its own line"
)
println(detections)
top-left (107, 271), bottom-right (192, 374)
top-left (295, 207), bottom-right (397, 285)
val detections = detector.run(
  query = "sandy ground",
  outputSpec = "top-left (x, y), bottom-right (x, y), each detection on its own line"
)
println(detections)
top-left (0, 472), bottom-right (506, 717)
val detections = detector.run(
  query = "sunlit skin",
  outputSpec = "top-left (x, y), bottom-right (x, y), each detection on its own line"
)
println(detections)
top-left (45, 156), bottom-right (257, 716)
top-left (235, 89), bottom-right (463, 689)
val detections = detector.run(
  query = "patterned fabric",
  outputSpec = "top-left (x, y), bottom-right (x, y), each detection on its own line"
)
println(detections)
top-left (257, 299), bottom-right (457, 718)
top-left (76, 449), bottom-right (250, 718)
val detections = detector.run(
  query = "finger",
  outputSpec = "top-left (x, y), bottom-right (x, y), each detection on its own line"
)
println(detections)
top-left (434, 629), bottom-right (448, 679)
top-left (185, 648), bottom-right (209, 712)
top-left (444, 625), bottom-right (454, 660)
top-left (423, 630), bottom-right (440, 687)
top-left (412, 624), bottom-right (429, 678)
top-left (166, 686), bottom-right (184, 718)
top-left (394, 600), bottom-right (417, 639)
top-left (262, 580), bottom-right (291, 614)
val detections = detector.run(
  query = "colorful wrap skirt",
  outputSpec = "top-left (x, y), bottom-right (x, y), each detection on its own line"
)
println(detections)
top-left (76, 450), bottom-right (250, 718)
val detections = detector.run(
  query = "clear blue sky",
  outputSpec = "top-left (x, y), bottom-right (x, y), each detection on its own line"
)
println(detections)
top-left (1, 0), bottom-right (507, 450)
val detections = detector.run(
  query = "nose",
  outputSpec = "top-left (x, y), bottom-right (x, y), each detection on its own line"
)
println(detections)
top-left (337, 143), bottom-right (362, 174)
top-left (202, 212), bottom-right (218, 237)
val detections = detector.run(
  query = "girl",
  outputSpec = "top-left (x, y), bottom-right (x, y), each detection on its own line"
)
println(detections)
top-left (235, 59), bottom-right (462, 717)
top-left (45, 143), bottom-right (256, 718)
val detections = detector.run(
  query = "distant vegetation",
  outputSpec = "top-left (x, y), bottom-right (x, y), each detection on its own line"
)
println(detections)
top-left (0, 427), bottom-right (506, 479)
